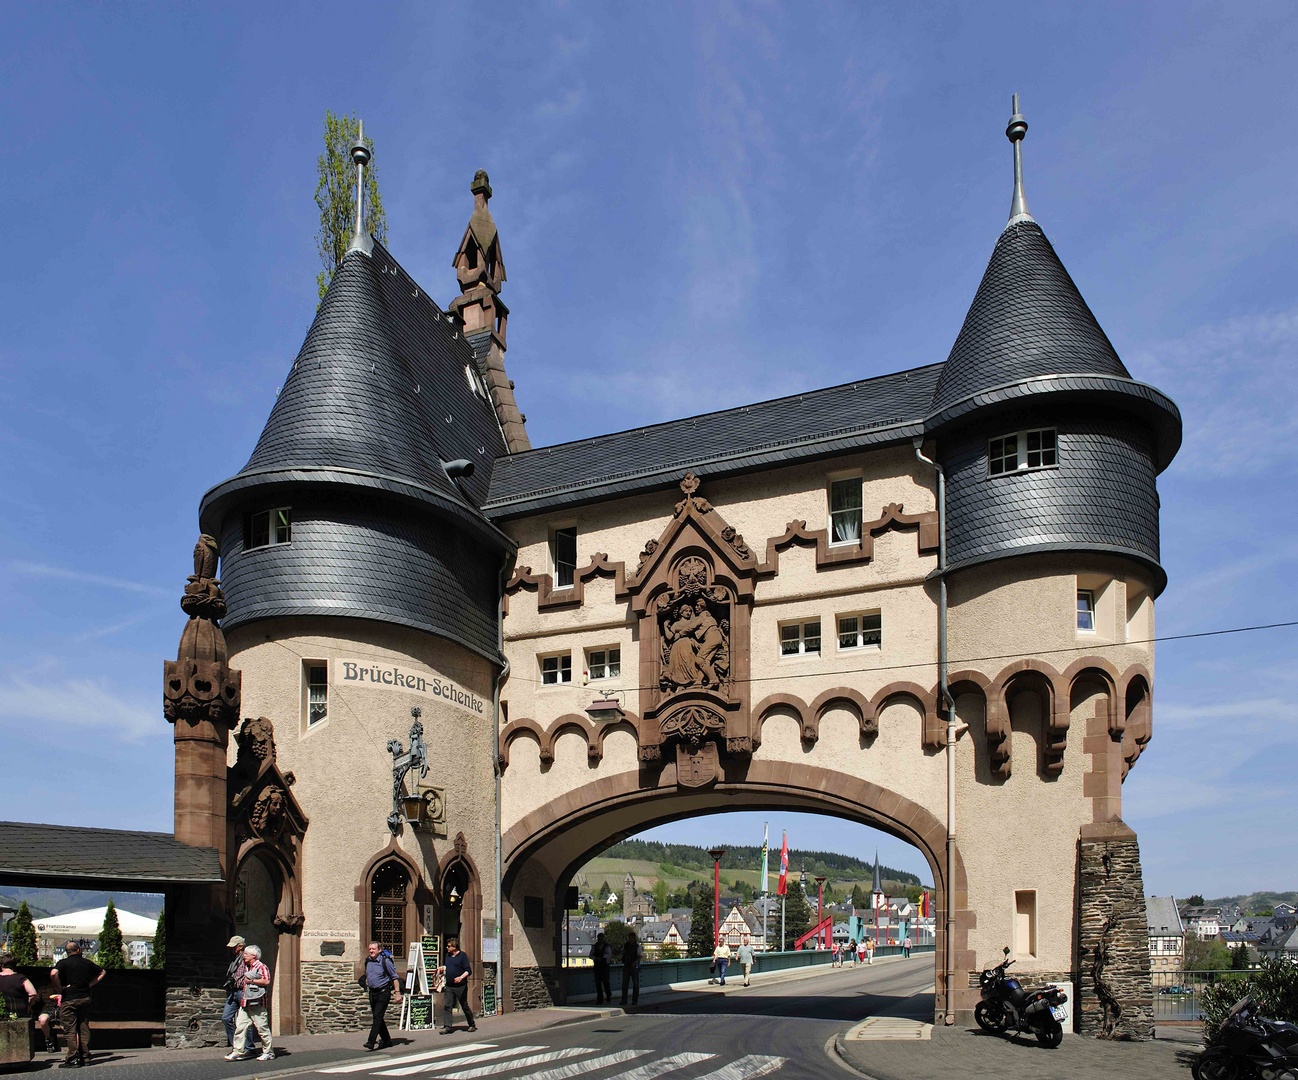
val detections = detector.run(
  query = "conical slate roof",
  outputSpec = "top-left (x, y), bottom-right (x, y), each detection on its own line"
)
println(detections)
top-left (204, 240), bottom-right (509, 532)
top-left (928, 219), bottom-right (1131, 416)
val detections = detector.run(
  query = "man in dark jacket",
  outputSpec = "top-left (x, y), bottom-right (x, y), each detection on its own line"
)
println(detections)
top-left (222, 936), bottom-right (259, 1051)
top-left (50, 942), bottom-right (105, 1068)
top-left (362, 942), bottom-right (402, 1050)
top-left (590, 932), bottom-right (612, 1003)
top-left (439, 938), bottom-right (475, 1035)
top-left (620, 932), bottom-right (642, 1006)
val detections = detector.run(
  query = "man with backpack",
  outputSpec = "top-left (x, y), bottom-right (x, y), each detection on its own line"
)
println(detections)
top-left (590, 932), bottom-right (612, 1004)
top-left (361, 941), bottom-right (402, 1051)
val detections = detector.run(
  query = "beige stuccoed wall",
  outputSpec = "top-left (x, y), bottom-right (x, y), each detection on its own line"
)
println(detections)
top-left (499, 449), bottom-right (1157, 980)
top-left (948, 554), bottom-right (1156, 975)
top-left (228, 616), bottom-right (498, 968)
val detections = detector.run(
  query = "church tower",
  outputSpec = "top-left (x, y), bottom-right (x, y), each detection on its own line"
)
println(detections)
top-left (195, 139), bottom-right (520, 1034)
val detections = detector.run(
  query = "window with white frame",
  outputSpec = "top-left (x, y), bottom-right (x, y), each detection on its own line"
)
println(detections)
top-left (838, 612), bottom-right (882, 650)
top-left (541, 653), bottom-right (572, 685)
top-left (829, 477), bottom-right (863, 544)
top-left (1077, 590), bottom-right (1096, 632)
top-left (305, 661), bottom-right (328, 726)
top-left (988, 428), bottom-right (1057, 476)
top-left (551, 526), bottom-right (578, 589)
top-left (586, 647), bottom-right (621, 681)
top-left (780, 620), bottom-right (821, 657)
top-left (246, 507), bottom-right (292, 549)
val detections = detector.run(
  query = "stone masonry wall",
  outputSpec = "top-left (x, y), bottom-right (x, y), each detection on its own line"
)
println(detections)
top-left (165, 946), bottom-right (228, 1049)
top-left (302, 962), bottom-right (383, 1033)
top-left (1076, 823), bottom-right (1155, 1039)
top-left (509, 966), bottom-right (558, 1011)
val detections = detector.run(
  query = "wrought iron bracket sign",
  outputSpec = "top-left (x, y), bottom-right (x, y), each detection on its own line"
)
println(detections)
top-left (387, 707), bottom-right (430, 835)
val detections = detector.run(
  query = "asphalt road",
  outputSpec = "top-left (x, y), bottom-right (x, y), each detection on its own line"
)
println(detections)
top-left (41, 958), bottom-right (934, 1080)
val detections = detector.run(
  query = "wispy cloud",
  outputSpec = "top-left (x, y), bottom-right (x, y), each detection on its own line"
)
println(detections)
top-left (1136, 307), bottom-right (1298, 477)
top-left (0, 675), bottom-right (155, 741)
top-left (9, 561), bottom-right (170, 597)
top-left (70, 608), bottom-right (167, 643)
top-left (536, 86), bottom-right (585, 120)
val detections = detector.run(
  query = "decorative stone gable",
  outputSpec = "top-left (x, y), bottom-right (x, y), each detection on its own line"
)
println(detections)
top-left (617, 474), bottom-right (757, 786)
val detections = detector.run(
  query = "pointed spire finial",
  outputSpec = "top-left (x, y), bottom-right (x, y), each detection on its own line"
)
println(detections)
top-left (347, 119), bottom-right (373, 256)
top-left (1006, 94), bottom-right (1032, 226)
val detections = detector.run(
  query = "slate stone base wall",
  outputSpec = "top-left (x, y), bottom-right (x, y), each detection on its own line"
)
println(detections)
top-left (302, 962), bottom-right (379, 1034)
top-left (1076, 824), bottom-right (1155, 1040)
top-left (165, 985), bottom-right (226, 1049)
top-left (509, 966), bottom-right (558, 1011)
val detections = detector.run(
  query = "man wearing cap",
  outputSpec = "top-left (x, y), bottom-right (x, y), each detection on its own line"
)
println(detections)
top-left (222, 936), bottom-right (258, 1051)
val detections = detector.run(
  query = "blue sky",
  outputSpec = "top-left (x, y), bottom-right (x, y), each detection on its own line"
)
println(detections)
top-left (0, 2), bottom-right (1294, 901)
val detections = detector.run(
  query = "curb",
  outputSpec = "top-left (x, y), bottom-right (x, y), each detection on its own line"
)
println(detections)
top-left (825, 1032), bottom-right (885, 1080)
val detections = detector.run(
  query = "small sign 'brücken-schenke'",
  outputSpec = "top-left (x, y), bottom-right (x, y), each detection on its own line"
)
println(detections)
top-left (335, 659), bottom-right (486, 716)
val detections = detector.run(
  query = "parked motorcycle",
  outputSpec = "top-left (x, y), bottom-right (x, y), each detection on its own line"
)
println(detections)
top-left (974, 946), bottom-right (1069, 1048)
top-left (1193, 995), bottom-right (1298, 1080)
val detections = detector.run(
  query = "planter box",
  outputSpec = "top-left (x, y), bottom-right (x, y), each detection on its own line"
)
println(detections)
top-left (0, 1018), bottom-right (33, 1065)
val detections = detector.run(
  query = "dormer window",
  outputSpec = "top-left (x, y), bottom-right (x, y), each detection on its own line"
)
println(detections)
top-left (551, 525), bottom-right (578, 589)
top-left (988, 428), bottom-right (1057, 476)
top-left (245, 507), bottom-right (291, 550)
top-left (464, 362), bottom-right (489, 400)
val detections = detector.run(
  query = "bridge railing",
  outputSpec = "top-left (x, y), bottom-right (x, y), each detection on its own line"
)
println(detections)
top-left (1149, 968), bottom-right (1254, 1022)
top-left (562, 943), bottom-right (934, 1002)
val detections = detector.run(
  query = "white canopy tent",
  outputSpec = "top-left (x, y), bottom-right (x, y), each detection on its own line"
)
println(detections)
top-left (33, 906), bottom-right (157, 940)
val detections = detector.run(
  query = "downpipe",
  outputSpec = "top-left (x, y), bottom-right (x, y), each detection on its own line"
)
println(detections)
top-left (492, 553), bottom-right (514, 1012)
top-left (915, 438), bottom-right (958, 1024)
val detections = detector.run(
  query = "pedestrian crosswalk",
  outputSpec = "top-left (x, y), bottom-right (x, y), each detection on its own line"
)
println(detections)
top-left (320, 1043), bottom-right (787, 1080)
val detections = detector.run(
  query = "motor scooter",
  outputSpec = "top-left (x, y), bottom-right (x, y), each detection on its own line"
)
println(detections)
top-left (974, 946), bottom-right (1069, 1048)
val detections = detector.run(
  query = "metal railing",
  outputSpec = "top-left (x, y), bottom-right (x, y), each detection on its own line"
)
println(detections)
top-left (1149, 968), bottom-right (1253, 1021)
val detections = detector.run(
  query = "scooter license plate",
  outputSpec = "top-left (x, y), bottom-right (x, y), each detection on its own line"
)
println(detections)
top-left (1050, 1006), bottom-right (1066, 1021)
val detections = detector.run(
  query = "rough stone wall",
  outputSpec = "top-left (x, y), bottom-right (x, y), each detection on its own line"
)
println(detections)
top-left (1076, 824), bottom-right (1154, 1039)
top-left (301, 962), bottom-right (378, 1033)
top-left (509, 966), bottom-right (558, 1011)
top-left (165, 983), bottom-right (226, 1049)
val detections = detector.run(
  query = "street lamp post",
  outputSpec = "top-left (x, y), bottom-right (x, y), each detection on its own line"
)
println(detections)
top-left (815, 876), bottom-right (827, 950)
top-left (708, 847), bottom-right (726, 948)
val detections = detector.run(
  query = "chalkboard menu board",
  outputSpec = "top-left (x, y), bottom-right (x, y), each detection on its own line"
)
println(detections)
top-left (422, 935), bottom-right (441, 962)
top-left (407, 995), bottom-right (433, 1030)
top-left (482, 981), bottom-right (496, 1016)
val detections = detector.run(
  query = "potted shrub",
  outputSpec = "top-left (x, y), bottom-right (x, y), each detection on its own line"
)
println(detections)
top-left (0, 993), bottom-right (34, 1066)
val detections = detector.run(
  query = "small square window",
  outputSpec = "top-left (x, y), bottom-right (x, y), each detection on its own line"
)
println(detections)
top-left (246, 507), bottom-right (292, 550)
top-left (989, 429), bottom-right (1057, 476)
top-left (829, 478), bottom-right (863, 544)
top-left (306, 663), bottom-right (328, 725)
top-left (1077, 590), bottom-right (1096, 632)
top-left (780, 621), bottom-right (821, 657)
top-left (587, 648), bottom-right (621, 681)
top-left (552, 526), bottom-right (577, 589)
top-left (838, 612), bottom-right (882, 649)
top-left (541, 653), bottom-right (572, 685)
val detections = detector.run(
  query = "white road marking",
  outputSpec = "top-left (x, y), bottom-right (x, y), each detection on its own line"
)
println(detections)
top-left (693, 1055), bottom-right (786, 1080)
top-left (377, 1044), bottom-right (548, 1076)
top-left (505, 1049), bottom-right (649, 1080)
top-left (323, 1044), bottom-right (495, 1072)
top-left (440, 1046), bottom-right (604, 1079)
top-left (599, 1051), bottom-right (715, 1080)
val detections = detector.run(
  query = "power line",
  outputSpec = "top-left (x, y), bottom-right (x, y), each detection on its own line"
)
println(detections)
top-left (502, 618), bottom-right (1298, 692)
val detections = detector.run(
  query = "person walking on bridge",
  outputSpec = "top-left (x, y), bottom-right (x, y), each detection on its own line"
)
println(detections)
top-left (361, 941), bottom-right (402, 1050)
top-left (712, 940), bottom-right (731, 986)
top-left (590, 932), bottom-right (612, 1004)
top-left (620, 931), bottom-right (642, 1006)
top-left (439, 938), bottom-right (476, 1035)
top-left (224, 944), bottom-right (273, 1063)
top-left (736, 936), bottom-right (755, 986)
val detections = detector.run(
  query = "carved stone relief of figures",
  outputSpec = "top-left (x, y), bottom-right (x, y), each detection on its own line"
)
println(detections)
top-left (657, 557), bottom-right (732, 693)
top-left (249, 785), bottom-right (288, 839)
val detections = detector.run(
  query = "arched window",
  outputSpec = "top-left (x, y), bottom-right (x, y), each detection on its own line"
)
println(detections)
top-left (371, 860), bottom-right (408, 957)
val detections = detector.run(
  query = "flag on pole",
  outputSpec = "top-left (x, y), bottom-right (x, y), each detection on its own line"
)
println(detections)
top-left (776, 831), bottom-right (789, 896)
top-left (920, 891), bottom-right (931, 918)
top-left (760, 823), bottom-right (769, 894)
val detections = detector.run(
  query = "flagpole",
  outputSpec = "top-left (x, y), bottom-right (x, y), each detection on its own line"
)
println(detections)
top-left (760, 821), bottom-right (769, 950)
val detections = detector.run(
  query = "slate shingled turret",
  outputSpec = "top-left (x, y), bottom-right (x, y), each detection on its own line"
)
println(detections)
top-left (926, 98), bottom-right (1180, 593)
top-left (200, 223), bottom-right (515, 658)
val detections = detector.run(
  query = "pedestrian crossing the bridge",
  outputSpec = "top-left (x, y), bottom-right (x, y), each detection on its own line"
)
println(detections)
top-left (320, 1042), bottom-right (787, 1080)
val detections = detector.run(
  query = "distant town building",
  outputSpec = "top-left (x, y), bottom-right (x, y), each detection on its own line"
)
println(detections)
top-left (1180, 906), bottom-right (1223, 941)
top-left (1146, 896), bottom-right (1185, 971)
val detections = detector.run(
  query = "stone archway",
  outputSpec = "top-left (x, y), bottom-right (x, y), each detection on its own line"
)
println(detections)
top-left (500, 760), bottom-right (970, 1021)
top-left (232, 844), bottom-right (303, 1035)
